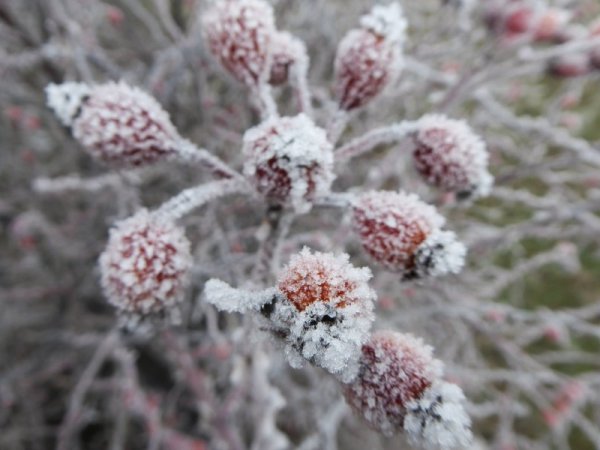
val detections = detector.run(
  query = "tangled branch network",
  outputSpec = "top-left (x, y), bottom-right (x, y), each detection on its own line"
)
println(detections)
top-left (4, 0), bottom-right (600, 449)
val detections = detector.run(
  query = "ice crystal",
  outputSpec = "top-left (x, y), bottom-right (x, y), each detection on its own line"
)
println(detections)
top-left (99, 209), bottom-right (192, 326)
top-left (404, 381), bottom-right (473, 450)
top-left (359, 2), bottom-right (407, 43)
top-left (413, 114), bottom-right (493, 199)
top-left (242, 114), bottom-right (334, 213)
top-left (45, 82), bottom-right (91, 127)
top-left (204, 278), bottom-right (279, 313)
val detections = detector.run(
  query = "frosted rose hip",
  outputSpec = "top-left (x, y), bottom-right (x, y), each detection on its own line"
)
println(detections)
top-left (46, 81), bottom-right (179, 167)
top-left (99, 210), bottom-right (192, 325)
top-left (242, 114), bottom-right (334, 212)
top-left (352, 191), bottom-right (466, 279)
top-left (334, 3), bottom-right (406, 111)
top-left (413, 114), bottom-right (493, 199)
top-left (273, 248), bottom-right (376, 381)
top-left (344, 330), bottom-right (473, 449)
top-left (201, 0), bottom-right (276, 87)
top-left (344, 331), bottom-right (442, 435)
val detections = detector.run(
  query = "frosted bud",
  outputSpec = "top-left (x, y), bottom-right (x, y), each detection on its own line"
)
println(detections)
top-left (269, 31), bottom-right (308, 86)
top-left (99, 210), bottom-right (192, 326)
top-left (344, 331), bottom-right (443, 435)
top-left (413, 114), bottom-right (493, 199)
top-left (334, 3), bottom-right (406, 111)
top-left (352, 191), bottom-right (466, 279)
top-left (344, 331), bottom-right (472, 449)
top-left (46, 81), bottom-right (180, 167)
top-left (273, 248), bottom-right (376, 382)
top-left (201, 0), bottom-right (276, 87)
top-left (242, 114), bottom-right (335, 213)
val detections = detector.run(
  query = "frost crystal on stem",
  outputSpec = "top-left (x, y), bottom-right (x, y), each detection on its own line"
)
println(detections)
top-left (99, 210), bottom-right (192, 327)
top-left (352, 191), bottom-right (466, 279)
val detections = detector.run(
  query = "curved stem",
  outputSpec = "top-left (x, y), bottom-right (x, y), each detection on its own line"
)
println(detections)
top-left (175, 138), bottom-right (243, 180)
top-left (334, 121), bottom-right (418, 161)
top-left (154, 178), bottom-right (250, 221)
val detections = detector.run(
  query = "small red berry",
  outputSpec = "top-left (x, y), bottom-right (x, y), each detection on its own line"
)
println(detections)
top-left (275, 248), bottom-right (376, 381)
top-left (242, 114), bottom-right (334, 212)
top-left (46, 82), bottom-right (180, 167)
top-left (413, 114), bottom-right (493, 199)
top-left (344, 331), bottom-right (441, 434)
top-left (334, 3), bottom-right (406, 111)
top-left (202, 0), bottom-right (276, 87)
top-left (100, 210), bottom-right (192, 326)
top-left (352, 191), bottom-right (466, 279)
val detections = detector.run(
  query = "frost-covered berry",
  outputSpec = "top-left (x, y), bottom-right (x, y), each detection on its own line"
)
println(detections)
top-left (272, 248), bottom-right (376, 382)
top-left (242, 114), bottom-right (334, 213)
top-left (548, 53), bottom-right (590, 78)
top-left (344, 331), bottom-right (442, 435)
top-left (344, 331), bottom-right (472, 449)
top-left (269, 31), bottom-right (308, 86)
top-left (46, 81), bottom-right (180, 167)
top-left (413, 114), bottom-right (493, 199)
top-left (99, 210), bottom-right (192, 326)
top-left (334, 3), bottom-right (406, 111)
top-left (201, 0), bottom-right (276, 87)
top-left (352, 191), bottom-right (466, 279)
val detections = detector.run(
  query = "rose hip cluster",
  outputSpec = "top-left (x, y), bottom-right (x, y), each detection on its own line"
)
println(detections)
top-left (483, 0), bottom-right (600, 78)
top-left (43, 1), bottom-right (492, 448)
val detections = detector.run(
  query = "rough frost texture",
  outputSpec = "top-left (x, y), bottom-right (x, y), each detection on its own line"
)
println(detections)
top-left (334, 3), bottom-right (406, 111)
top-left (45, 82), bottom-right (91, 127)
top-left (353, 191), bottom-right (465, 279)
top-left (63, 81), bottom-right (180, 167)
top-left (269, 31), bottom-right (308, 86)
top-left (242, 114), bottom-right (334, 212)
top-left (404, 381), bottom-right (473, 450)
top-left (343, 331), bottom-right (443, 436)
top-left (99, 210), bottom-right (192, 325)
top-left (201, 0), bottom-right (276, 87)
top-left (204, 278), bottom-right (279, 313)
top-left (413, 114), bottom-right (493, 199)
top-left (273, 248), bottom-right (376, 382)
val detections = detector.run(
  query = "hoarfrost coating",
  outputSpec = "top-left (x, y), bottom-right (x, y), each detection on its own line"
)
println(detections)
top-left (99, 209), bottom-right (192, 326)
top-left (352, 191), bottom-right (465, 278)
top-left (242, 114), bottom-right (335, 213)
top-left (47, 81), bottom-right (180, 167)
top-left (413, 114), bottom-right (493, 199)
